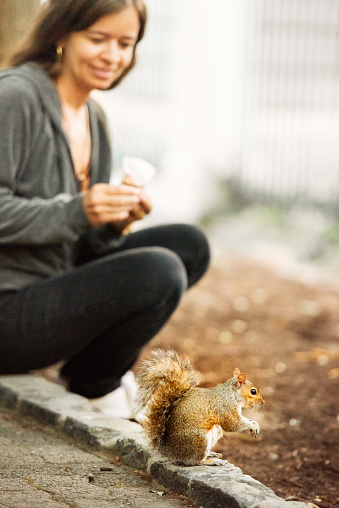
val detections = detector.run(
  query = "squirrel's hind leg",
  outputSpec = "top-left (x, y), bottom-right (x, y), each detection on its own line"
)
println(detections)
top-left (200, 425), bottom-right (226, 466)
top-left (164, 427), bottom-right (209, 466)
top-left (204, 425), bottom-right (223, 456)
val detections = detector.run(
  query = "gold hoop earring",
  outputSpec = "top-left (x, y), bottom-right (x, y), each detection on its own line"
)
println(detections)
top-left (56, 45), bottom-right (63, 58)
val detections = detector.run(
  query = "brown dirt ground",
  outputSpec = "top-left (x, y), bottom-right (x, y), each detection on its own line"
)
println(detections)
top-left (137, 249), bottom-right (339, 508)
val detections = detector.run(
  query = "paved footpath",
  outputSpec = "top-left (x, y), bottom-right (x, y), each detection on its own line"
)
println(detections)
top-left (0, 406), bottom-right (192, 508)
top-left (0, 374), bottom-right (312, 508)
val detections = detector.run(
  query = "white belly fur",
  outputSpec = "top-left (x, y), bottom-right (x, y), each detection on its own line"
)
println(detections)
top-left (205, 425), bottom-right (223, 457)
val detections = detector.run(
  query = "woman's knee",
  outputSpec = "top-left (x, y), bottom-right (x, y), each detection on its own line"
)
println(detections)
top-left (145, 247), bottom-right (188, 299)
top-left (172, 223), bottom-right (211, 286)
top-left (181, 223), bottom-right (210, 262)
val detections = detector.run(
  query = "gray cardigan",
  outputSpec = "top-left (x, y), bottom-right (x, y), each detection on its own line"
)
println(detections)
top-left (0, 63), bottom-right (115, 291)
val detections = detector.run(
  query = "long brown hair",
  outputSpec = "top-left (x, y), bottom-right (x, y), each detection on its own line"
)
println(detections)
top-left (10, 0), bottom-right (147, 89)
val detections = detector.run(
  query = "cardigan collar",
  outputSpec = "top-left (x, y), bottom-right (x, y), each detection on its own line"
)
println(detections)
top-left (0, 63), bottom-right (101, 187)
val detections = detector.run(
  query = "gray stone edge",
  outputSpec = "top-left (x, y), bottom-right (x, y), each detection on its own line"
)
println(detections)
top-left (0, 374), bottom-right (310, 508)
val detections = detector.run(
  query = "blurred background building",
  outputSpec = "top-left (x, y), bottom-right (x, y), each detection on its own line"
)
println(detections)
top-left (0, 0), bottom-right (40, 65)
top-left (98, 0), bottom-right (247, 223)
top-left (240, 0), bottom-right (339, 212)
top-left (96, 0), bottom-right (339, 223)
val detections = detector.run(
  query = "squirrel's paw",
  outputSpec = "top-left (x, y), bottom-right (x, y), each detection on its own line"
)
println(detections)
top-left (206, 451), bottom-right (223, 459)
top-left (248, 419), bottom-right (260, 438)
top-left (201, 458), bottom-right (228, 466)
top-left (201, 451), bottom-right (227, 466)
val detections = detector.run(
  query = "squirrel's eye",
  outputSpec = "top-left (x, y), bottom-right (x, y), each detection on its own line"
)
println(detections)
top-left (250, 388), bottom-right (257, 395)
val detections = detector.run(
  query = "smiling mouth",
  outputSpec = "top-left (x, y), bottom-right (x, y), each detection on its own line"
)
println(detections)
top-left (91, 67), bottom-right (116, 80)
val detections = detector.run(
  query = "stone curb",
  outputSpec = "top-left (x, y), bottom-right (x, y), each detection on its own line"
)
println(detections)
top-left (0, 374), bottom-right (310, 508)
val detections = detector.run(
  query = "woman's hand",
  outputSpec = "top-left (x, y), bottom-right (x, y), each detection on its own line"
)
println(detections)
top-left (106, 187), bottom-right (152, 234)
top-left (82, 183), bottom-right (152, 231)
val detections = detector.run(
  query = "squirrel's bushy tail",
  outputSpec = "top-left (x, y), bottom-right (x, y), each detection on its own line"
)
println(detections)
top-left (135, 349), bottom-right (200, 449)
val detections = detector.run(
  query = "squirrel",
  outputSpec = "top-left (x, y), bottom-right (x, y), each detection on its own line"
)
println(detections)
top-left (135, 349), bottom-right (265, 466)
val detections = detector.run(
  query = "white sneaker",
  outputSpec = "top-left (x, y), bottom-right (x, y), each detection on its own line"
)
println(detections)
top-left (89, 371), bottom-right (137, 419)
top-left (121, 370), bottom-right (138, 408)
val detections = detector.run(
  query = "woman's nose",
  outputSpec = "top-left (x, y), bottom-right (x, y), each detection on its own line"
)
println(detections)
top-left (103, 40), bottom-right (121, 64)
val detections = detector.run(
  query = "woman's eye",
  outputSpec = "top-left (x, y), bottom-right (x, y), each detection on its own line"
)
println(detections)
top-left (91, 37), bottom-right (104, 44)
top-left (119, 41), bottom-right (132, 49)
top-left (86, 33), bottom-right (105, 43)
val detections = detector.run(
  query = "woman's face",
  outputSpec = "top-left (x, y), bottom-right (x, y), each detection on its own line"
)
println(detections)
top-left (59, 5), bottom-right (140, 94)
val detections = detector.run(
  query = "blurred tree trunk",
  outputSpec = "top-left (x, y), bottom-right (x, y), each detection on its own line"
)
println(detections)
top-left (0, 0), bottom-right (40, 68)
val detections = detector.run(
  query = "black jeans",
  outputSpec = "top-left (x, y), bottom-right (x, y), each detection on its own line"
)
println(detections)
top-left (0, 224), bottom-right (210, 398)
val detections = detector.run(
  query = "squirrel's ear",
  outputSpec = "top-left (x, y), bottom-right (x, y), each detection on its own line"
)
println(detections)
top-left (235, 373), bottom-right (246, 390)
top-left (233, 369), bottom-right (246, 388)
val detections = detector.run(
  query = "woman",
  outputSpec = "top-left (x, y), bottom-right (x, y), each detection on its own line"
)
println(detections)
top-left (0, 0), bottom-right (210, 418)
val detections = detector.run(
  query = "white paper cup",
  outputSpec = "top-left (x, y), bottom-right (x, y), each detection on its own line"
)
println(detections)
top-left (122, 156), bottom-right (157, 187)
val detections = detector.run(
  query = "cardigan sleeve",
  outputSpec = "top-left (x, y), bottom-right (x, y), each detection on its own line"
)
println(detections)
top-left (0, 75), bottom-right (91, 246)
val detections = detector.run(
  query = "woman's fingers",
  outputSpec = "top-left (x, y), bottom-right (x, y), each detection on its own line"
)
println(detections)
top-left (83, 183), bottom-right (142, 226)
top-left (138, 189), bottom-right (152, 214)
